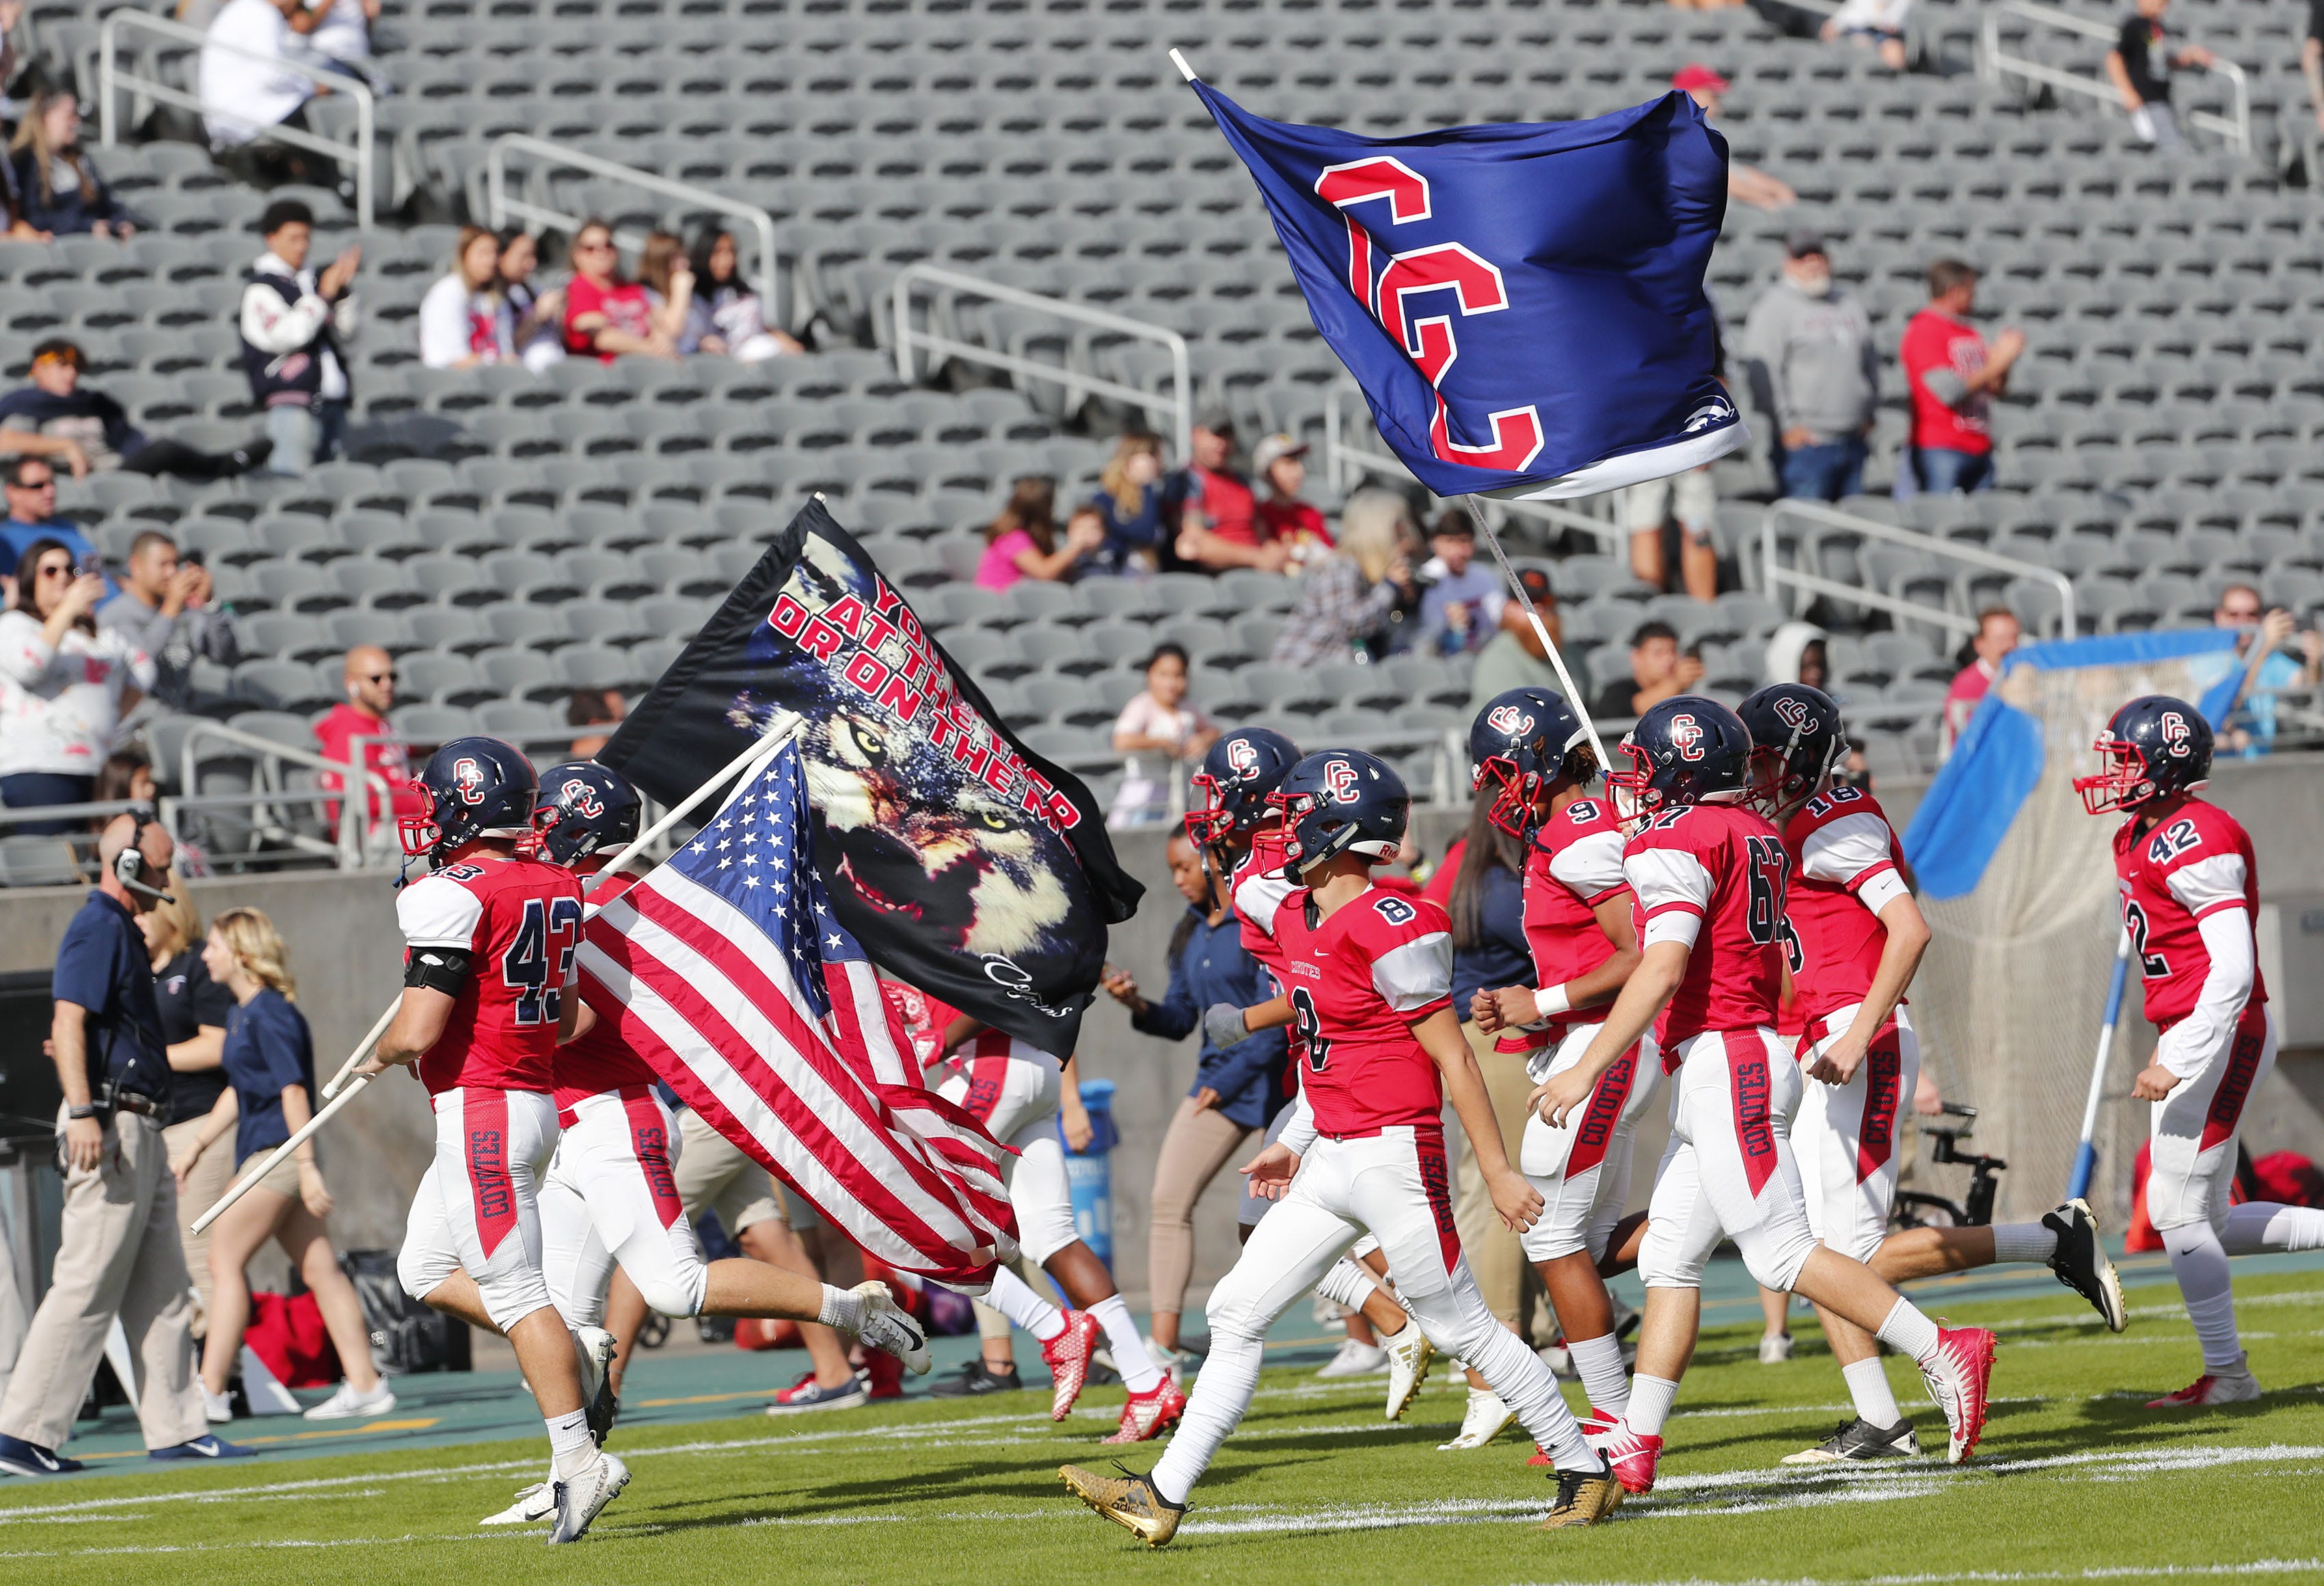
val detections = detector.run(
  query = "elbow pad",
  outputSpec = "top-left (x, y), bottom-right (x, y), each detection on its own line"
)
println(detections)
top-left (403, 945), bottom-right (473, 996)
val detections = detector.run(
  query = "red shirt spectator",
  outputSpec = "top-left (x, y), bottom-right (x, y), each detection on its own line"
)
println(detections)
top-left (314, 645), bottom-right (422, 827)
top-left (1902, 306), bottom-right (1993, 457)
top-left (1941, 607), bottom-right (2021, 758)
top-left (1167, 414), bottom-right (1287, 572)
top-left (563, 272), bottom-right (657, 362)
top-left (1252, 433), bottom-right (1335, 569)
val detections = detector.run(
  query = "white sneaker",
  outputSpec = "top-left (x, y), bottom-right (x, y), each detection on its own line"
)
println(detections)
top-left (481, 1479), bottom-right (558, 1527)
top-left (1312, 1293), bottom-right (1349, 1327)
top-left (844, 1279), bottom-right (930, 1375)
top-left (303, 1379), bottom-right (398, 1421)
top-left (1314, 1337), bottom-right (1388, 1379)
top-left (1758, 1332), bottom-right (1794, 1365)
top-left (1383, 1323), bottom-right (1434, 1421)
top-left (1437, 1387), bottom-right (1515, 1451)
top-left (1143, 1336), bottom-right (1191, 1387)
top-left (202, 1387), bottom-right (233, 1425)
top-left (547, 1451), bottom-right (630, 1544)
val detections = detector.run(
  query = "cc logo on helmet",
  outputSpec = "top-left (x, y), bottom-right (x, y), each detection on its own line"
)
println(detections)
top-left (1668, 714), bottom-right (1705, 762)
top-left (1226, 737), bottom-right (1259, 777)
top-left (1773, 696), bottom-right (1811, 730)
top-left (1323, 758), bottom-right (1361, 802)
top-left (451, 757), bottom-right (489, 805)
top-left (560, 778), bottom-right (604, 818)
top-left (2159, 710), bottom-right (2191, 755)
top-left (1485, 703), bottom-right (1532, 738)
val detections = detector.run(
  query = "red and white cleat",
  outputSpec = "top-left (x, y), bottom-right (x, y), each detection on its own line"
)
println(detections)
top-left (2145, 1360), bottom-right (2260, 1409)
top-left (1100, 1378), bottom-right (1187, 1444)
top-left (1917, 1325), bottom-right (1999, 1464)
top-left (1042, 1311), bottom-right (1103, 1423)
top-left (1585, 1414), bottom-right (1662, 1495)
top-left (1535, 1406), bottom-right (1621, 1467)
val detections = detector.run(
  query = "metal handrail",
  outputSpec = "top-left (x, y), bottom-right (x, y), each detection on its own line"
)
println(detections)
top-left (176, 718), bottom-right (394, 867)
top-left (1977, 0), bottom-right (2251, 157)
top-left (1760, 498), bottom-right (2078, 640)
top-left (485, 135), bottom-right (787, 330)
top-left (99, 10), bottom-right (376, 228)
top-left (891, 263), bottom-right (1192, 459)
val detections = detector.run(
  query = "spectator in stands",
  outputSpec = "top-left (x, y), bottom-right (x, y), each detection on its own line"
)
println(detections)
top-left (288, 0), bottom-right (386, 94)
top-left (200, 0), bottom-right (326, 178)
top-left (569, 686), bottom-right (623, 758)
top-left (239, 199), bottom-right (360, 476)
top-left (312, 643), bottom-right (418, 844)
top-left (8, 92), bottom-right (131, 238)
top-left (1251, 433), bottom-right (1334, 569)
top-left (1465, 567), bottom-right (1566, 715)
top-left (2190, 583), bottom-right (2323, 757)
top-left (1902, 261), bottom-right (2023, 495)
top-left (1593, 619), bottom-right (1701, 719)
top-left (185, 907), bottom-right (394, 1423)
top-left (1270, 487), bottom-right (1416, 667)
top-left (563, 219), bottom-right (682, 362)
top-left (1, 339), bottom-right (269, 483)
top-left (1415, 511), bottom-right (1504, 657)
top-left (494, 229), bottom-right (566, 374)
top-left (682, 226), bottom-right (804, 361)
top-left (1107, 643), bottom-right (1218, 829)
top-left (1822, 0), bottom-right (1911, 70)
top-left (93, 750), bottom-right (159, 820)
top-left (2106, 0), bottom-right (2215, 154)
top-left (1672, 66), bottom-right (1796, 211)
top-left (1, 459), bottom-right (102, 600)
top-left (98, 531), bottom-right (241, 712)
top-left (1088, 431), bottom-right (1170, 576)
top-left (974, 476), bottom-right (1103, 590)
top-left (1167, 411), bottom-right (1288, 573)
top-left (636, 230), bottom-right (698, 349)
top-left (417, 227), bottom-right (513, 370)
top-left (0, 539), bottom-right (151, 832)
top-left (148, 887), bottom-right (234, 1339)
top-left (1743, 230), bottom-right (1879, 502)
top-left (1941, 606), bottom-right (2019, 757)
top-left (2307, 7), bottom-right (2324, 135)
top-left (1766, 619), bottom-right (1830, 691)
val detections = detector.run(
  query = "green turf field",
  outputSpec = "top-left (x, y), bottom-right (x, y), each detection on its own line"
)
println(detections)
top-left (6, 1263), bottom-right (2321, 1585)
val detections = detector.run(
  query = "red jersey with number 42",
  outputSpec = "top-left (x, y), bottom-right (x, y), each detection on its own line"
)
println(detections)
top-left (1623, 802), bottom-right (1788, 1056)
top-left (1781, 786), bottom-right (1912, 1037)
top-left (1267, 885), bottom-right (1454, 1135)
top-left (1522, 798), bottom-right (1632, 1038)
top-left (398, 854), bottom-right (584, 1097)
top-left (560, 868), bottom-right (661, 1111)
top-left (2112, 798), bottom-right (2267, 1030)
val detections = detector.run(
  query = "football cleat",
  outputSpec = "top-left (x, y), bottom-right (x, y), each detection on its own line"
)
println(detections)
top-left (1059, 1462), bottom-right (1183, 1548)
top-left (1541, 1464), bottom-right (1625, 1529)
top-left (848, 1279), bottom-right (931, 1375)
top-left (481, 1479), bottom-right (558, 1527)
top-left (929, 1358), bottom-right (1023, 1397)
top-left (1437, 1387), bottom-right (1516, 1451)
top-left (1586, 1415), bottom-right (1662, 1494)
top-left (1382, 1323), bottom-right (1434, 1421)
top-left (572, 1325), bottom-right (618, 1446)
top-left (1042, 1311), bottom-right (1103, 1421)
top-left (2146, 1357), bottom-right (2262, 1408)
top-left (1916, 1325), bottom-right (1999, 1464)
top-left (2043, 1200), bottom-right (2129, 1333)
top-left (545, 1451), bottom-right (629, 1545)
top-left (1314, 1337), bottom-right (1388, 1378)
top-left (1101, 1378), bottom-right (1187, 1444)
top-left (764, 1371), bottom-right (869, 1414)
top-left (1780, 1416), bottom-right (1921, 1464)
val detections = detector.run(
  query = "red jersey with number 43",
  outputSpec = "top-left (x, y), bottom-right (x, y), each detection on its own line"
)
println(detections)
top-left (398, 854), bottom-right (584, 1097)
top-left (1624, 801), bottom-right (1789, 1056)
top-left (1267, 885), bottom-right (1455, 1135)
top-left (2112, 798), bottom-right (2267, 1030)
top-left (1781, 786), bottom-right (1912, 1037)
top-left (560, 868), bottom-right (661, 1111)
top-left (1522, 798), bottom-right (1632, 1038)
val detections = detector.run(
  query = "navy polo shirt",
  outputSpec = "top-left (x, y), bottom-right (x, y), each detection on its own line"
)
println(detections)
top-left (221, 987), bottom-right (315, 1165)
top-left (157, 948), bottom-right (236, 1121)
top-left (1450, 865), bottom-right (1533, 1021)
top-left (1129, 906), bottom-right (1290, 1130)
top-left (51, 890), bottom-right (170, 1103)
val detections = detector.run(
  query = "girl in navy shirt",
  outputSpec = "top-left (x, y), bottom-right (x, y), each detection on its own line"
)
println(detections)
top-left (183, 908), bottom-right (392, 1423)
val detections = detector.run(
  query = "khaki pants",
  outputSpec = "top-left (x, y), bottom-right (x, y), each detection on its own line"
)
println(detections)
top-left (163, 1115), bottom-right (236, 1337)
top-left (0, 1113), bottom-right (205, 1451)
top-left (1450, 1022), bottom-right (1539, 1330)
top-left (1146, 1097), bottom-right (1256, 1319)
top-left (0, 1212), bottom-right (27, 1407)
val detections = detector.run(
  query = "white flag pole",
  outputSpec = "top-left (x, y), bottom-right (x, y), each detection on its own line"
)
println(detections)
top-left (1459, 495), bottom-right (1615, 775)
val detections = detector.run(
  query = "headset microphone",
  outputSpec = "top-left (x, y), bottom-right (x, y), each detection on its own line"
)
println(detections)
top-left (114, 821), bottom-right (176, 904)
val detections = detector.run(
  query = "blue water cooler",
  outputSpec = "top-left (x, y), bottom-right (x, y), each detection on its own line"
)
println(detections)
top-left (1060, 1078), bottom-right (1120, 1269)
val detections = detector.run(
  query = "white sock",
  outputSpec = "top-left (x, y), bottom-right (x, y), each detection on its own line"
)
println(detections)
top-left (546, 1409), bottom-right (595, 1480)
top-left (1459, 1313), bottom-right (1599, 1472)
top-left (1876, 1297), bottom-right (1942, 1365)
top-left (1842, 1356), bottom-right (1904, 1427)
top-left (1150, 1326), bottom-right (1264, 1505)
top-left (988, 1267), bottom-right (1068, 1341)
top-left (1627, 1373), bottom-right (1679, 1438)
top-left (2222, 1201), bottom-right (2324, 1255)
top-left (1990, 1222), bottom-right (2058, 1265)
top-left (1567, 1332), bottom-right (1630, 1417)
top-left (1090, 1294), bottom-right (1165, 1393)
top-left (816, 1282), bottom-right (863, 1331)
top-left (2162, 1222), bottom-right (2246, 1372)
top-left (1313, 1256), bottom-right (1381, 1314)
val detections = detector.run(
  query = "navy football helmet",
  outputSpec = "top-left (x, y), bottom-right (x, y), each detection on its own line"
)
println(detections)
top-left (1469, 687), bottom-right (1592, 838)
top-left (1185, 727), bottom-right (1301, 848)
top-left (1738, 683), bottom-right (1847, 818)
top-left (1269, 749), bottom-right (1409, 878)
top-left (401, 736), bottom-right (539, 861)
top-left (1606, 695), bottom-right (1753, 820)
top-left (2075, 694), bottom-right (2214, 815)
top-left (532, 762), bottom-right (643, 865)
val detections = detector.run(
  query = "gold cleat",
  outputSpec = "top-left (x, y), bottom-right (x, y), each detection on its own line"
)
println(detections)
top-left (1059, 1462), bottom-right (1185, 1548)
top-left (1541, 1466), bottom-right (1625, 1529)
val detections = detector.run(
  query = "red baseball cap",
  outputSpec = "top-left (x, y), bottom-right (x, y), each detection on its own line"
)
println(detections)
top-left (1671, 64), bottom-right (1731, 94)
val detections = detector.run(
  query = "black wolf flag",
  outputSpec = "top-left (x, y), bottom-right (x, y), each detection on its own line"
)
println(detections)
top-left (600, 499), bottom-right (1143, 1058)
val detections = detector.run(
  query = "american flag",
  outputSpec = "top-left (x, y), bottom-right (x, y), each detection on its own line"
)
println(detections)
top-left (576, 739), bottom-right (1017, 1286)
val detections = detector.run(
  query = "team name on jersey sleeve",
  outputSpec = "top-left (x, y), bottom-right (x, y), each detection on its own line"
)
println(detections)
top-left (397, 871), bottom-right (486, 950)
top-left (1363, 892), bottom-right (1455, 1019)
top-left (1796, 803), bottom-right (1910, 914)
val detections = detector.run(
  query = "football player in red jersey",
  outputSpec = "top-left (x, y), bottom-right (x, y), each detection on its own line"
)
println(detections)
top-left (2078, 695), bottom-right (2324, 1406)
top-left (353, 738), bottom-right (624, 1544)
top-left (1062, 751), bottom-right (1623, 1545)
top-left (1536, 699), bottom-right (1999, 1490)
top-left (1465, 688), bottom-right (1659, 1453)
top-left (1740, 686), bottom-right (2125, 1466)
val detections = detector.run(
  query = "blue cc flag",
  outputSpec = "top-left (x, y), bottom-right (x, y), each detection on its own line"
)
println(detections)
top-left (1188, 71), bottom-right (1746, 501)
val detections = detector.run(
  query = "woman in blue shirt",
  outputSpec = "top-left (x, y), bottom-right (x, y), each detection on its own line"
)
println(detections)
top-left (1086, 433), bottom-right (1170, 576)
top-left (181, 908), bottom-right (393, 1424)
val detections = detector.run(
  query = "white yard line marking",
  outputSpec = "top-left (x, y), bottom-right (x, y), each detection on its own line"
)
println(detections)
top-left (1503, 1563), bottom-right (2324, 1585)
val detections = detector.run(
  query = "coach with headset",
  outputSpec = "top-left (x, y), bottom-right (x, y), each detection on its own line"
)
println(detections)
top-left (0, 816), bottom-right (249, 1475)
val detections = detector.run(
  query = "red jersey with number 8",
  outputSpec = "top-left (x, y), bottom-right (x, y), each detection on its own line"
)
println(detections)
top-left (1265, 885), bottom-right (1454, 1136)
top-left (2112, 798), bottom-right (2267, 1030)
top-left (398, 853), bottom-right (584, 1096)
top-left (1623, 802), bottom-right (1788, 1058)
